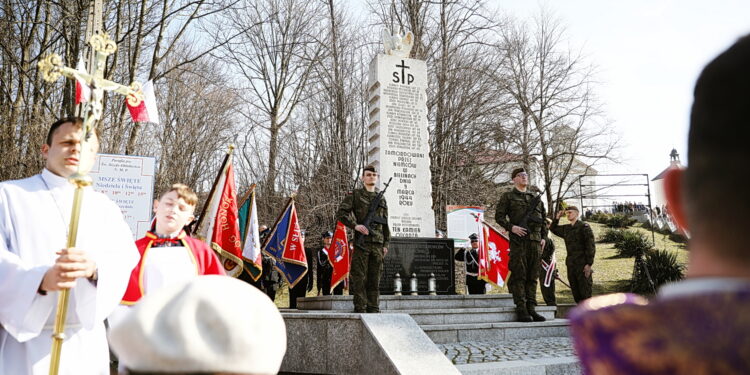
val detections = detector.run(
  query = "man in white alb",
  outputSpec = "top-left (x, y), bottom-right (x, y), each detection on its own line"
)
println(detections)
top-left (0, 117), bottom-right (139, 375)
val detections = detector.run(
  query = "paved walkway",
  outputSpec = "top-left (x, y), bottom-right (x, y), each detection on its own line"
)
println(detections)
top-left (438, 337), bottom-right (576, 364)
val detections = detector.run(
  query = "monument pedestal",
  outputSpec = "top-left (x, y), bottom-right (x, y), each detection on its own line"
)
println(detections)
top-left (379, 237), bottom-right (455, 295)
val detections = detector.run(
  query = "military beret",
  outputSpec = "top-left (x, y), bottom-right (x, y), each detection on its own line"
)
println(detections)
top-left (511, 167), bottom-right (526, 179)
top-left (321, 231), bottom-right (333, 238)
top-left (566, 205), bottom-right (579, 212)
top-left (363, 164), bottom-right (377, 173)
top-left (469, 233), bottom-right (479, 241)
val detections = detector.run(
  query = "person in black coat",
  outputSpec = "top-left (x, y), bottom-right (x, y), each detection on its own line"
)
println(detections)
top-left (454, 233), bottom-right (487, 294)
top-left (317, 231), bottom-right (345, 295)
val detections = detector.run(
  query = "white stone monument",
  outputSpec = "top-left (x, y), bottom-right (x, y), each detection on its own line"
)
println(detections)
top-left (367, 30), bottom-right (435, 238)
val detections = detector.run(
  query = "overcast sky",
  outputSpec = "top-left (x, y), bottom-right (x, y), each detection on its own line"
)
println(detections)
top-left (493, 0), bottom-right (750, 178)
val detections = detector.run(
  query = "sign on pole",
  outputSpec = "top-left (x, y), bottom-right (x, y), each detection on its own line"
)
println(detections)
top-left (89, 154), bottom-right (155, 238)
top-left (446, 205), bottom-right (484, 248)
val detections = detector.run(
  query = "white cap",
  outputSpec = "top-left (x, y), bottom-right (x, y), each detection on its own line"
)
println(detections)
top-left (109, 275), bottom-right (286, 374)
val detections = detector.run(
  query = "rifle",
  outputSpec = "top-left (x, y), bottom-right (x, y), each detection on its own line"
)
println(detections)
top-left (356, 177), bottom-right (393, 247)
top-left (516, 191), bottom-right (545, 231)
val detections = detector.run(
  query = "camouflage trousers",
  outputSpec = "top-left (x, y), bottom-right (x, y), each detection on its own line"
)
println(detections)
top-left (351, 242), bottom-right (384, 312)
top-left (567, 262), bottom-right (593, 303)
top-left (507, 237), bottom-right (541, 310)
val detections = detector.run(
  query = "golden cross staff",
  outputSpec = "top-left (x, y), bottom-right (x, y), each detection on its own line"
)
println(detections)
top-left (37, 30), bottom-right (143, 375)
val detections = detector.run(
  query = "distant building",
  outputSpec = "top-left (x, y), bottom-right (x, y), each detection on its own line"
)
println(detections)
top-left (473, 151), bottom-right (599, 214)
top-left (651, 148), bottom-right (682, 209)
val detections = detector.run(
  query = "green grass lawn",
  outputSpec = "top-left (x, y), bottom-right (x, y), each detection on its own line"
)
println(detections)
top-left (517, 220), bottom-right (689, 304)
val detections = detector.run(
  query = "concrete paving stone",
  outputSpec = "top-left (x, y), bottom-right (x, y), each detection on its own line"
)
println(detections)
top-left (437, 337), bottom-right (577, 365)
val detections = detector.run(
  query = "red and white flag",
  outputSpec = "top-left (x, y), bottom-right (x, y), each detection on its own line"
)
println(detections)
top-left (126, 80), bottom-right (160, 124)
top-left (74, 58), bottom-right (91, 105)
top-left (478, 222), bottom-right (511, 287)
top-left (328, 221), bottom-right (350, 292)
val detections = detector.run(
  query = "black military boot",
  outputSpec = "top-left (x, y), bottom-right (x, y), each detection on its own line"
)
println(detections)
top-left (516, 306), bottom-right (533, 322)
top-left (527, 305), bottom-right (546, 322)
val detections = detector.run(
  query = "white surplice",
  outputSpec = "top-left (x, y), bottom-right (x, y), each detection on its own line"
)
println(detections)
top-left (0, 169), bottom-right (139, 375)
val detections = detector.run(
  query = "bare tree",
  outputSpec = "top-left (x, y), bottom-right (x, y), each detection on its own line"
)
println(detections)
top-left (498, 11), bottom-right (619, 215)
top-left (218, 0), bottom-right (325, 199)
top-left (140, 48), bottom-right (240, 196)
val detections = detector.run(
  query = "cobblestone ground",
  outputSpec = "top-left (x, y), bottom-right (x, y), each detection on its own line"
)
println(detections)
top-left (439, 337), bottom-right (576, 364)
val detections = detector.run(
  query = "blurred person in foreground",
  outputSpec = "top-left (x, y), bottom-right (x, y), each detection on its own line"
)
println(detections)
top-left (109, 275), bottom-right (286, 375)
top-left (0, 117), bottom-right (138, 374)
top-left (569, 35), bottom-right (750, 374)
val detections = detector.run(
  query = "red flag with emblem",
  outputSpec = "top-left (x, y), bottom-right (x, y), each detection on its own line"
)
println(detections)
top-left (478, 222), bottom-right (511, 287)
top-left (328, 221), bottom-right (350, 291)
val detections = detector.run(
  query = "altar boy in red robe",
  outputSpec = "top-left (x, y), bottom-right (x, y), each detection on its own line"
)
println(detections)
top-left (115, 184), bottom-right (224, 317)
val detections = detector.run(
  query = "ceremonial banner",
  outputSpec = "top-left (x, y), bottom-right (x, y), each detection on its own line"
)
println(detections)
top-left (263, 199), bottom-right (308, 287)
top-left (239, 188), bottom-right (263, 281)
top-left (478, 222), bottom-right (511, 287)
top-left (195, 151), bottom-right (243, 277)
top-left (328, 221), bottom-right (350, 292)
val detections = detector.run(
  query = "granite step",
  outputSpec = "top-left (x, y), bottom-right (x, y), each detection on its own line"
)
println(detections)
top-left (422, 319), bottom-right (570, 344)
top-left (396, 306), bottom-right (556, 325)
top-left (297, 294), bottom-right (516, 311)
top-left (455, 357), bottom-right (581, 375)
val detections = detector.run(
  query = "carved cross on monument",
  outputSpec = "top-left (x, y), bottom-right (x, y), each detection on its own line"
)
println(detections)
top-left (36, 1), bottom-right (142, 374)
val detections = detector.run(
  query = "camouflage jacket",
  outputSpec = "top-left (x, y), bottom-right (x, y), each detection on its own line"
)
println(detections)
top-left (336, 188), bottom-right (391, 248)
top-left (550, 219), bottom-right (596, 266)
top-left (495, 188), bottom-right (548, 241)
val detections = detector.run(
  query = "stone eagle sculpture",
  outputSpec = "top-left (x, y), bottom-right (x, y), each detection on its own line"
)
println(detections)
top-left (382, 29), bottom-right (414, 58)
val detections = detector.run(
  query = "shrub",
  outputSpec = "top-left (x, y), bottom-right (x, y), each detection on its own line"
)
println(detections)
top-left (588, 212), bottom-right (611, 224)
top-left (614, 231), bottom-right (653, 258)
top-left (599, 228), bottom-right (625, 243)
top-left (606, 214), bottom-right (637, 228)
top-left (668, 232), bottom-right (688, 243)
top-left (657, 225), bottom-right (673, 235)
top-left (641, 221), bottom-right (653, 230)
top-left (631, 249), bottom-right (685, 295)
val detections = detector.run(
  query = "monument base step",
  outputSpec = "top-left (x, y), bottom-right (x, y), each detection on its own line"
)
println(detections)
top-left (423, 319), bottom-right (570, 344)
top-left (391, 306), bottom-right (556, 325)
top-left (297, 294), bottom-right (516, 311)
top-left (455, 357), bottom-right (581, 375)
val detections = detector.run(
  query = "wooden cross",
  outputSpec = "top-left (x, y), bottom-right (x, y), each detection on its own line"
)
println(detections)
top-left (36, 2), bottom-right (142, 374)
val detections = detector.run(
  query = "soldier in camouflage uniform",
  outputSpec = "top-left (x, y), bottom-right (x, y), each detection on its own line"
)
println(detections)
top-left (336, 165), bottom-right (391, 313)
top-left (550, 206), bottom-right (595, 303)
top-left (495, 168), bottom-right (548, 322)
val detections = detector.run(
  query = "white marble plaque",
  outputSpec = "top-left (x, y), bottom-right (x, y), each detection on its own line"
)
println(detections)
top-left (368, 54), bottom-right (435, 238)
top-left (89, 153), bottom-right (156, 239)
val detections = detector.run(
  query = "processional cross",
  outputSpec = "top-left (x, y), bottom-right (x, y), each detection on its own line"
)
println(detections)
top-left (36, 1), bottom-right (143, 374)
